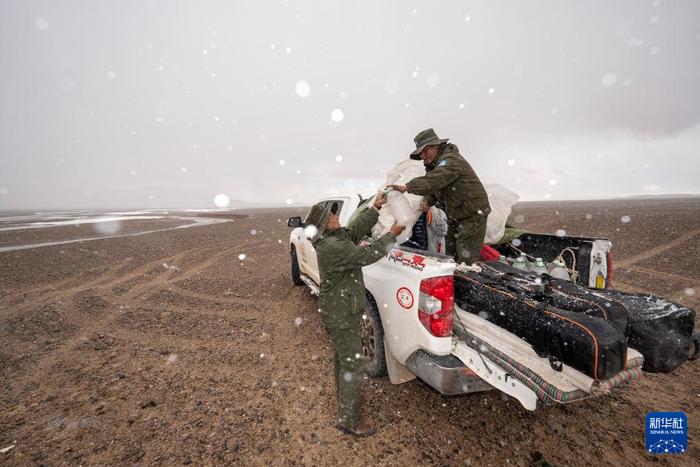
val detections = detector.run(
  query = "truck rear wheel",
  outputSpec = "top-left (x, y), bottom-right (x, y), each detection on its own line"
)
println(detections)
top-left (290, 247), bottom-right (303, 285)
top-left (362, 295), bottom-right (387, 377)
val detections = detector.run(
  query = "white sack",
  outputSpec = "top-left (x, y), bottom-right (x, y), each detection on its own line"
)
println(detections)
top-left (372, 160), bottom-right (425, 244)
top-left (483, 183), bottom-right (520, 244)
top-left (372, 160), bottom-right (519, 246)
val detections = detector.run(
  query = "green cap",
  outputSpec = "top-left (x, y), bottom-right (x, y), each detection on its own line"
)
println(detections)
top-left (409, 128), bottom-right (449, 160)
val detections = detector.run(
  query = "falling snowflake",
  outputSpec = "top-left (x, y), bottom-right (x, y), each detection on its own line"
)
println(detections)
top-left (335, 154), bottom-right (343, 162)
top-left (384, 77), bottom-right (400, 96)
top-left (548, 179), bottom-right (558, 186)
top-left (488, 88), bottom-right (495, 94)
top-left (303, 225), bottom-right (318, 238)
top-left (285, 199), bottom-right (293, 205)
top-left (426, 73), bottom-right (440, 88)
top-left (602, 73), bottom-right (618, 87)
top-left (238, 253), bottom-right (246, 261)
top-left (35, 18), bottom-right (49, 31)
top-left (250, 229), bottom-right (257, 235)
top-left (279, 159), bottom-right (286, 166)
top-left (511, 239), bottom-right (522, 247)
top-left (294, 317), bottom-right (303, 326)
top-left (507, 159), bottom-right (515, 167)
top-left (214, 194), bottom-right (230, 208)
top-left (684, 288), bottom-right (696, 297)
top-left (621, 216), bottom-right (631, 224)
top-left (295, 80), bottom-right (310, 98)
top-left (331, 108), bottom-right (344, 122)
top-left (556, 229), bottom-right (567, 237)
top-left (107, 70), bottom-right (116, 79)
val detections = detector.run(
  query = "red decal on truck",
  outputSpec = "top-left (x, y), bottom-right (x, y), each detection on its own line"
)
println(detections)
top-left (388, 250), bottom-right (426, 271)
top-left (396, 287), bottom-right (414, 309)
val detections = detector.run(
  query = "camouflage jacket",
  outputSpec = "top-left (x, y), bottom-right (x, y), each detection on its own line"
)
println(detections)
top-left (312, 207), bottom-right (396, 328)
top-left (405, 143), bottom-right (490, 221)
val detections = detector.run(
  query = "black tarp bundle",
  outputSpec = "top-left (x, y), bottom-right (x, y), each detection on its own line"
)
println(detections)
top-left (469, 262), bottom-right (697, 373)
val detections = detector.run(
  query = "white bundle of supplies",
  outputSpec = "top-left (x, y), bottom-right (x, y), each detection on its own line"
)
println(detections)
top-left (371, 160), bottom-right (520, 246)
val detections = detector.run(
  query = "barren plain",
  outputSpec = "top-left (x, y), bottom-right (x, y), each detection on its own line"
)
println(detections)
top-left (1, 197), bottom-right (698, 466)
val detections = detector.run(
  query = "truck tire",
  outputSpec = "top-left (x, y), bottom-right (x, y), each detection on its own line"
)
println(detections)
top-left (290, 247), bottom-right (303, 285)
top-left (362, 294), bottom-right (387, 377)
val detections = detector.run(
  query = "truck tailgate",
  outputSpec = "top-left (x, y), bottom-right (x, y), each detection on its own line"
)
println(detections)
top-left (451, 306), bottom-right (643, 410)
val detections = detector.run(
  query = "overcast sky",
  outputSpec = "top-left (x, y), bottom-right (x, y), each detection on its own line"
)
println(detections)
top-left (1, 0), bottom-right (699, 210)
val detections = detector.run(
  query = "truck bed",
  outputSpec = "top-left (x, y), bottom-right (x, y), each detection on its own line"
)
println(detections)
top-left (451, 306), bottom-right (643, 410)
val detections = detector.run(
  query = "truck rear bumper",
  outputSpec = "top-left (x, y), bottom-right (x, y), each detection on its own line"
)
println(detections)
top-left (405, 350), bottom-right (493, 395)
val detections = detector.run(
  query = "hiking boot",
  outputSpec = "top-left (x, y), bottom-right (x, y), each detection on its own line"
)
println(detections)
top-left (336, 420), bottom-right (376, 437)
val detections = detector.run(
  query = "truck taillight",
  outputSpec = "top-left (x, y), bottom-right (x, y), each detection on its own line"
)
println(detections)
top-left (418, 276), bottom-right (454, 337)
top-left (606, 251), bottom-right (613, 289)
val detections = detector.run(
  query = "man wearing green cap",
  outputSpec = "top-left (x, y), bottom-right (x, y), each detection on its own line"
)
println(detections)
top-left (312, 194), bottom-right (405, 437)
top-left (390, 128), bottom-right (490, 265)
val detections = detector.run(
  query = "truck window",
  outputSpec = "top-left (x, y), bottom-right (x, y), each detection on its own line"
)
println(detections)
top-left (304, 202), bottom-right (327, 226)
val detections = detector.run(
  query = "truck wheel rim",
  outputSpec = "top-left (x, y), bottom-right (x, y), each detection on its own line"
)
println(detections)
top-left (361, 314), bottom-right (375, 360)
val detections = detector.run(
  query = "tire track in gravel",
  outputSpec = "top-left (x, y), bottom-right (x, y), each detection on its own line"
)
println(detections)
top-left (0, 257), bottom-right (136, 319)
top-left (615, 228), bottom-right (700, 268)
top-left (118, 239), bottom-right (266, 302)
top-left (1, 240), bottom-right (268, 387)
top-left (162, 285), bottom-right (264, 309)
top-left (622, 265), bottom-right (699, 283)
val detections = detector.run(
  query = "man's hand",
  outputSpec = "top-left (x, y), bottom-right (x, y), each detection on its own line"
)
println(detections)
top-left (373, 192), bottom-right (387, 210)
top-left (389, 184), bottom-right (407, 193)
top-left (389, 223), bottom-right (406, 236)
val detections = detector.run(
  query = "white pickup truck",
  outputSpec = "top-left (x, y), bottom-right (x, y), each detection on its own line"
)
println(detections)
top-left (287, 194), bottom-right (633, 411)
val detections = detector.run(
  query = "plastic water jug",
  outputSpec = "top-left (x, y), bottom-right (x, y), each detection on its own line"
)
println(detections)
top-left (386, 189), bottom-right (414, 226)
top-left (547, 259), bottom-right (570, 281)
top-left (512, 255), bottom-right (529, 272)
top-left (531, 257), bottom-right (548, 275)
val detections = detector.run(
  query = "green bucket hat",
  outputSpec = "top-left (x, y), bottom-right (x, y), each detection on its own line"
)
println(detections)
top-left (409, 128), bottom-right (449, 160)
top-left (310, 201), bottom-right (341, 242)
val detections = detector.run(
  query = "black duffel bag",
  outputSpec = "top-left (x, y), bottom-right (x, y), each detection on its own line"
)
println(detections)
top-left (592, 290), bottom-right (696, 373)
top-left (479, 262), bottom-right (631, 336)
top-left (455, 271), bottom-right (627, 381)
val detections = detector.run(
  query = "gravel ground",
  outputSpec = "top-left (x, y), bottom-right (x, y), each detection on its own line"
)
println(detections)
top-left (0, 199), bottom-right (698, 466)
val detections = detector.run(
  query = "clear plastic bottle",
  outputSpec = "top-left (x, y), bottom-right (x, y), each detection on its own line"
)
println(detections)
top-left (531, 257), bottom-right (548, 275)
top-left (386, 189), bottom-right (414, 226)
top-left (547, 259), bottom-right (570, 281)
top-left (512, 255), bottom-right (529, 272)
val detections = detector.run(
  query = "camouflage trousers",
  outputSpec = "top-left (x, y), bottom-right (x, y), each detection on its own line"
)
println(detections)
top-left (320, 316), bottom-right (365, 429)
top-left (446, 213), bottom-right (488, 265)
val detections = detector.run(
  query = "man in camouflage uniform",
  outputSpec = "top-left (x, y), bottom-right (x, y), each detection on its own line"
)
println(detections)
top-left (391, 128), bottom-right (491, 265)
top-left (312, 194), bottom-right (404, 437)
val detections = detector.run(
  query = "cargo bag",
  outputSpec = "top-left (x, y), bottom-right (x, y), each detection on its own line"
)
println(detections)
top-left (478, 263), bottom-right (630, 336)
top-left (478, 261), bottom-right (697, 373)
top-left (454, 270), bottom-right (627, 381)
top-left (592, 291), bottom-right (696, 373)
